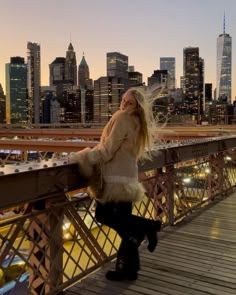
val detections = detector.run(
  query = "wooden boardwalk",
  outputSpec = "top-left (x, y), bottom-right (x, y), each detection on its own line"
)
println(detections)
top-left (64, 193), bottom-right (236, 295)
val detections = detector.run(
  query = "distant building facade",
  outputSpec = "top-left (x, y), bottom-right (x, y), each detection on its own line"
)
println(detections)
top-left (94, 76), bottom-right (129, 124)
top-left (147, 69), bottom-right (168, 88)
top-left (41, 87), bottom-right (60, 124)
top-left (128, 66), bottom-right (143, 86)
top-left (27, 42), bottom-right (41, 123)
top-left (49, 57), bottom-right (66, 86)
top-left (78, 54), bottom-right (93, 89)
top-left (107, 52), bottom-right (128, 79)
top-left (5, 57), bottom-right (27, 124)
top-left (160, 57), bottom-right (176, 89)
top-left (0, 84), bottom-right (6, 123)
top-left (205, 83), bottom-right (213, 102)
top-left (91, 52), bottom-right (130, 124)
top-left (65, 43), bottom-right (77, 86)
top-left (183, 47), bottom-right (204, 116)
top-left (60, 86), bottom-right (81, 123)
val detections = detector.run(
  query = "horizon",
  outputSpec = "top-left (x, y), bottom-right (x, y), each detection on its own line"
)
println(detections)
top-left (0, 0), bottom-right (235, 99)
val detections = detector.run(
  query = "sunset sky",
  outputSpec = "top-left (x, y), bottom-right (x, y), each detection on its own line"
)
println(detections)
top-left (0, 0), bottom-right (235, 99)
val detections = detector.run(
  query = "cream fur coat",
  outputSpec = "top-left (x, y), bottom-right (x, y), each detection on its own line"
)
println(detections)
top-left (69, 110), bottom-right (146, 203)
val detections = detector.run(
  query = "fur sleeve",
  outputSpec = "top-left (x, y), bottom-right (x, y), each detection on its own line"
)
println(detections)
top-left (69, 147), bottom-right (94, 178)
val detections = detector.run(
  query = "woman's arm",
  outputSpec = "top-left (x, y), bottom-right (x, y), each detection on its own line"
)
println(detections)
top-left (69, 112), bottom-right (129, 176)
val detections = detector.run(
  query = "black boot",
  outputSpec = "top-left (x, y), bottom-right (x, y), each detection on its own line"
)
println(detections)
top-left (106, 239), bottom-right (139, 281)
top-left (106, 270), bottom-right (137, 281)
top-left (146, 220), bottom-right (162, 252)
top-left (127, 215), bottom-right (162, 253)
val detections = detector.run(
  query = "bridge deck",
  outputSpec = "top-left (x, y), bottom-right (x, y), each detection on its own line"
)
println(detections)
top-left (64, 193), bottom-right (236, 295)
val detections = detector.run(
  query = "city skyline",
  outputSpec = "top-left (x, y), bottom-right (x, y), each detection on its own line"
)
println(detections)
top-left (0, 0), bottom-right (235, 99)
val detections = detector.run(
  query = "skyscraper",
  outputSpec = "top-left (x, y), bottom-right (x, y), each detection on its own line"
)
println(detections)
top-left (183, 47), bottom-right (204, 117)
top-left (147, 70), bottom-right (168, 88)
top-left (107, 52), bottom-right (128, 79)
top-left (160, 57), bottom-right (176, 89)
top-left (183, 47), bottom-right (200, 97)
top-left (78, 53), bottom-right (93, 89)
top-left (78, 54), bottom-right (93, 124)
top-left (27, 42), bottom-right (41, 123)
top-left (49, 57), bottom-right (66, 86)
top-left (128, 66), bottom-right (143, 86)
top-left (216, 15), bottom-right (232, 102)
top-left (0, 84), bottom-right (6, 123)
top-left (205, 83), bottom-right (213, 101)
top-left (94, 76), bottom-right (129, 124)
top-left (65, 43), bottom-right (77, 86)
top-left (5, 57), bottom-right (27, 124)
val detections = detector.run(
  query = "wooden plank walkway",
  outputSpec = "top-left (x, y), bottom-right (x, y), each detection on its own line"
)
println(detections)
top-left (64, 193), bottom-right (236, 295)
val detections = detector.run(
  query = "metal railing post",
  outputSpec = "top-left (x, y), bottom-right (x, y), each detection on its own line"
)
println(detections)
top-left (166, 165), bottom-right (175, 225)
top-left (28, 195), bottom-right (64, 294)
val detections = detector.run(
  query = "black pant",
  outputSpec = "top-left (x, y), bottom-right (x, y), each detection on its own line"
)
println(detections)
top-left (95, 201), bottom-right (150, 274)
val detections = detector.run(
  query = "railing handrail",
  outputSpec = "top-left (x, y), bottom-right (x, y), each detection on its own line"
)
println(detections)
top-left (1, 135), bottom-right (236, 209)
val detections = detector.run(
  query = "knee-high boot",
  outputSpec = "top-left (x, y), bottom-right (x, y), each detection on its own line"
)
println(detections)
top-left (106, 238), bottom-right (139, 281)
top-left (131, 217), bottom-right (162, 253)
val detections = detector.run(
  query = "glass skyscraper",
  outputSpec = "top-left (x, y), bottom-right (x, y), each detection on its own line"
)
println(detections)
top-left (160, 57), bottom-right (176, 89)
top-left (216, 16), bottom-right (232, 102)
top-left (107, 52), bottom-right (128, 79)
top-left (5, 57), bottom-right (27, 124)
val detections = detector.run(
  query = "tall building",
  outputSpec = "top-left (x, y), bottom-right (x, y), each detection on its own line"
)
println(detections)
top-left (78, 53), bottom-right (93, 89)
top-left (27, 42), bottom-right (41, 123)
top-left (94, 76), bottom-right (129, 124)
top-left (49, 57), bottom-right (66, 86)
top-left (83, 89), bottom-right (94, 124)
top-left (160, 57), bottom-right (176, 89)
top-left (147, 69), bottom-right (168, 88)
top-left (107, 52), bottom-right (128, 79)
top-left (5, 57), bottom-right (27, 124)
top-left (216, 15), bottom-right (232, 102)
top-left (128, 66), bottom-right (143, 86)
top-left (183, 47), bottom-right (200, 97)
top-left (62, 86), bottom-right (81, 123)
top-left (205, 83), bottom-right (213, 101)
top-left (91, 52), bottom-right (129, 124)
top-left (78, 54), bottom-right (93, 124)
top-left (0, 84), bottom-right (6, 123)
top-left (65, 43), bottom-right (77, 86)
top-left (180, 76), bottom-right (185, 90)
top-left (41, 89), bottom-right (60, 124)
top-left (183, 47), bottom-right (204, 117)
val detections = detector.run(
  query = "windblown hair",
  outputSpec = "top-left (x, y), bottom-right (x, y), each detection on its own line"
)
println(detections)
top-left (128, 85), bottom-right (166, 160)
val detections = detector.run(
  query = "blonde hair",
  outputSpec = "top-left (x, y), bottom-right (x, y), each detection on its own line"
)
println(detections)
top-left (128, 85), bottom-right (166, 160)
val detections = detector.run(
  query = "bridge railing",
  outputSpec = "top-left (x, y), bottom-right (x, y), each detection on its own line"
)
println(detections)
top-left (1, 136), bottom-right (236, 294)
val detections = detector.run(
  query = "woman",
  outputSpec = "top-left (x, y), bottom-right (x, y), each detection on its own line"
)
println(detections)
top-left (69, 86), bottom-right (162, 281)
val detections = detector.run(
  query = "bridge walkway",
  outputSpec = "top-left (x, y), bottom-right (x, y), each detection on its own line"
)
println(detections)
top-left (64, 192), bottom-right (236, 295)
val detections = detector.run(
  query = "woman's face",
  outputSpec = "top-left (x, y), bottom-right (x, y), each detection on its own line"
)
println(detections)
top-left (120, 91), bottom-right (138, 113)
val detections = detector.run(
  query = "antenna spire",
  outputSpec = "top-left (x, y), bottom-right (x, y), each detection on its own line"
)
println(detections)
top-left (223, 12), bottom-right (226, 34)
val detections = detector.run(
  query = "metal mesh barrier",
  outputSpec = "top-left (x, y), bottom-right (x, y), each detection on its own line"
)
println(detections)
top-left (1, 149), bottom-right (236, 294)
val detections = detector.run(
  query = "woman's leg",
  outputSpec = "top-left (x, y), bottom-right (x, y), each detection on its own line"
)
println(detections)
top-left (95, 201), bottom-right (140, 280)
top-left (106, 237), bottom-right (140, 281)
top-left (95, 201), bottom-right (161, 252)
top-left (95, 201), bottom-right (134, 239)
